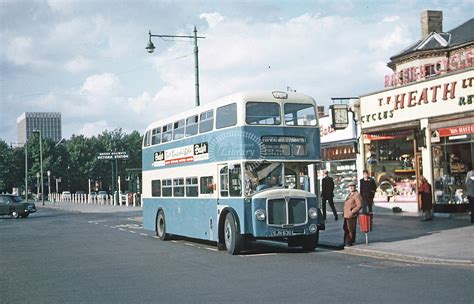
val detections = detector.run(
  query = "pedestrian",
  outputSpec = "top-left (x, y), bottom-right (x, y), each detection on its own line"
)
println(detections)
top-left (359, 169), bottom-right (377, 213)
top-left (343, 181), bottom-right (362, 246)
top-left (419, 176), bottom-right (433, 221)
top-left (465, 165), bottom-right (474, 224)
top-left (321, 170), bottom-right (338, 221)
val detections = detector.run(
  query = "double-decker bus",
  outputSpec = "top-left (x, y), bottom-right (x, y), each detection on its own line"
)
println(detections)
top-left (142, 91), bottom-right (325, 254)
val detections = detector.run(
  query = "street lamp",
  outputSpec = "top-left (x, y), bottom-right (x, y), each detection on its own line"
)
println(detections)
top-left (36, 172), bottom-right (40, 199)
top-left (146, 26), bottom-right (205, 107)
top-left (33, 129), bottom-right (44, 205)
top-left (47, 170), bottom-right (51, 201)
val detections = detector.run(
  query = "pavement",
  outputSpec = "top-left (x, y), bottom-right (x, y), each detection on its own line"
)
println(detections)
top-left (36, 199), bottom-right (473, 266)
top-left (319, 204), bottom-right (474, 266)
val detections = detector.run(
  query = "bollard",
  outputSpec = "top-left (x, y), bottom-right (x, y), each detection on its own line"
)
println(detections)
top-left (133, 194), bottom-right (136, 207)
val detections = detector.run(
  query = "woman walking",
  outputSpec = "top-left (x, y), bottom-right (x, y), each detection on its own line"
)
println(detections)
top-left (419, 176), bottom-right (433, 221)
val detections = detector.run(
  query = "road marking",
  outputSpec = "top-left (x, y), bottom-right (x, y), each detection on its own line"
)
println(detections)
top-left (332, 248), bottom-right (472, 267)
top-left (204, 247), bottom-right (218, 252)
top-left (103, 225), bottom-right (108, 227)
top-left (240, 253), bottom-right (277, 257)
top-left (127, 217), bottom-right (143, 222)
top-left (118, 228), bottom-right (126, 231)
top-left (153, 236), bottom-right (160, 239)
top-left (184, 243), bottom-right (195, 247)
top-left (129, 231), bottom-right (137, 234)
top-left (171, 240), bottom-right (178, 243)
top-left (139, 233), bottom-right (148, 236)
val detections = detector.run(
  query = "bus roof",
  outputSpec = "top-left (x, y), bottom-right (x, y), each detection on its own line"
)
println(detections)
top-left (144, 91), bottom-right (316, 132)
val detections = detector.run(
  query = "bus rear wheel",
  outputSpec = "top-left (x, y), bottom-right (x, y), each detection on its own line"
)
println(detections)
top-left (156, 210), bottom-right (169, 241)
top-left (224, 212), bottom-right (241, 255)
top-left (302, 231), bottom-right (319, 252)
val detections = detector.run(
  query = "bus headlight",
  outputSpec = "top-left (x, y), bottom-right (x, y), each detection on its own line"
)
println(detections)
top-left (309, 224), bottom-right (318, 233)
top-left (255, 209), bottom-right (266, 221)
top-left (308, 208), bottom-right (318, 219)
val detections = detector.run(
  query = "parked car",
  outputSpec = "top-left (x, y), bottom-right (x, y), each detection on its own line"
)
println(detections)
top-left (0, 194), bottom-right (37, 218)
top-left (98, 191), bottom-right (108, 200)
top-left (89, 191), bottom-right (97, 199)
top-left (62, 191), bottom-right (71, 200)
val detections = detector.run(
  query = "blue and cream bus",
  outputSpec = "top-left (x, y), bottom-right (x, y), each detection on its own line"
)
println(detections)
top-left (142, 91), bottom-right (325, 254)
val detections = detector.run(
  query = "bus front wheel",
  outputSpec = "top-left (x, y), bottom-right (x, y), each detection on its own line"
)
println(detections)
top-left (156, 210), bottom-right (169, 241)
top-left (224, 212), bottom-right (241, 255)
top-left (302, 231), bottom-right (319, 252)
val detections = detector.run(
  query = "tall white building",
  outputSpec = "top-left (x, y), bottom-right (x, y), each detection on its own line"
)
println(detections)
top-left (17, 112), bottom-right (62, 145)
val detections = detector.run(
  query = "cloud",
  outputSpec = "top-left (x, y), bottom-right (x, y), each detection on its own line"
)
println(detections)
top-left (64, 56), bottom-right (91, 73)
top-left (5, 36), bottom-right (50, 67)
top-left (382, 15), bottom-right (400, 23)
top-left (80, 73), bottom-right (120, 96)
top-left (368, 26), bottom-right (411, 51)
top-left (200, 12), bottom-right (227, 28)
top-left (78, 120), bottom-right (112, 137)
top-left (148, 12), bottom-right (406, 113)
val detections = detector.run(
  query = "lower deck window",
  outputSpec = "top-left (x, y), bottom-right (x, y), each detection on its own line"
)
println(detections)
top-left (162, 179), bottom-right (172, 197)
top-left (186, 177), bottom-right (198, 197)
top-left (173, 178), bottom-right (185, 197)
top-left (200, 176), bottom-right (214, 194)
top-left (151, 180), bottom-right (161, 197)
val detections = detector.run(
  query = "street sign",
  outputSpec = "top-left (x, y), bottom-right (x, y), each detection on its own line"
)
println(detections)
top-left (97, 151), bottom-right (129, 160)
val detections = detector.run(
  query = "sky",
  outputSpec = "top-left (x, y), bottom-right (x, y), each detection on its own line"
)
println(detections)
top-left (1, 0), bottom-right (473, 144)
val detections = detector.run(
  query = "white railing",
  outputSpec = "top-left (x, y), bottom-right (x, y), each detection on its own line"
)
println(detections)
top-left (47, 193), bottom-right (140, 207)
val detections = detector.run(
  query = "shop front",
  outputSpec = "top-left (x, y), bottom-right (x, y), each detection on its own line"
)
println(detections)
top-left (358, 68), bottom-right (473, 212)
top-left (430, 122), bottom-right (473, 212)
top-left (319, 114), bottom-right (358, 202)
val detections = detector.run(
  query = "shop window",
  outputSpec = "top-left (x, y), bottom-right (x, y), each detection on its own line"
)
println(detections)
top-left (432, 138), bottom-right (472, 206)
top-left (364, 132), bottom-right (417, 203)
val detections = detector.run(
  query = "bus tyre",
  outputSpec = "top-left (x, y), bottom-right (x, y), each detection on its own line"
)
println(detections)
top-left (302, 231), bottom-right (319, 252)
top-left (156, 210), bottom-right (169, 241)
top-left (224, 212), bottom-right (241, 255)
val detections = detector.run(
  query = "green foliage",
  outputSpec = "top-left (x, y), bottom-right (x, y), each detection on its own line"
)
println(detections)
top-left (0, 129), bottom-right (143, 194)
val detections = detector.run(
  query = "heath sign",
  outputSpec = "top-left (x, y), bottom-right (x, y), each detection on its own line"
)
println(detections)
top-left (360, 69), bottom-right (474, 129)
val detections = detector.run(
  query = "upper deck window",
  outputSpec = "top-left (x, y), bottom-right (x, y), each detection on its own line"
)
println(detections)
top-left (216, 103), bottom-right (237, 129)
top-left (246, 102), bottom-right (281, 125)
top-left (173, 119), bottom-right (185, 140)
top-left (162, 123), bottom-right (172, 143)
top-left (185, 115), bottom-right (199, 137)
top-left (199, 110), bottom-right (214, 133)
top-left (143, 130), bottom-right (151, 147)
top-left (284, 103), bottom-right (317, 126)
top-left (151, 127), bottom-right (161, 145)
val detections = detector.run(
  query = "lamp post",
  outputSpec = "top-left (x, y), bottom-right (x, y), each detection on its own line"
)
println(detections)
top-left (146, 26), bottom-right (205, 107)
top-left (47, 170), bottom-right (51, 201)
top-left (36, 173), bottom-right (40, 200)
top-left (33, 130), bottom-right (44, 205)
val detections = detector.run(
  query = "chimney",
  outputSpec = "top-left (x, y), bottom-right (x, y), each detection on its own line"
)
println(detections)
top-left (421, 10), bottom-right (443, 38)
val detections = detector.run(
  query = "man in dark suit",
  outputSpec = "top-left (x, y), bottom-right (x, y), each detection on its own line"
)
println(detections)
top-left (359, 169), bottom-right (377, 213)
top-left (321, 170), bottom-right (338, 221)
